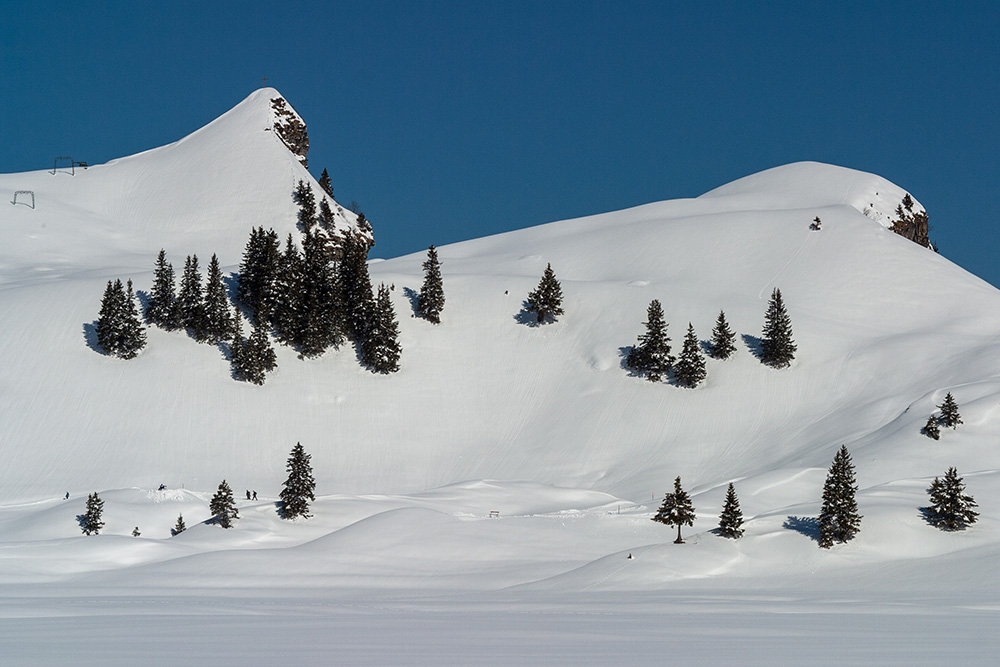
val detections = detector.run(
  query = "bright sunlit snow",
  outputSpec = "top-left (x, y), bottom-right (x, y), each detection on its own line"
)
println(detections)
top-left (0, 90), bottom-right (997, 665)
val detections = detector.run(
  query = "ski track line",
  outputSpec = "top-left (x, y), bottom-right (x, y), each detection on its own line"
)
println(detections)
top-left (757, 229), bottom-right (813, 300)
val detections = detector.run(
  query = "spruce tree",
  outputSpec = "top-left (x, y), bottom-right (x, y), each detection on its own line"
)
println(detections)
top-left (273, 235), bottom-right (304, 346)
top-left (80, 492), bottom-right (104, 535)
top-left (318, 168), bottom-right (333, 197)
top-left (416, 245), bottom-right (445, 324)
top-left (818, 445), bottom-right (862, 548)
top-left (238, 227), bottom-right (281, 324)
top-left (146, 249), bottom-right (180, 329)
top-left (362, 283), bottom-right (402, 373)
top-left (279, 442), bottom-right (316, 520)
top-left (673, 323), bottom-right (707, 388)
top-left (209, 480), bottom-right (239, 528)
top-left (319, 198), bottom-right (336, 231)
top-left (229, 304), bottom-right (247, 380)
top-left (338, 236), bottom-right (375, 343)
top-left (760, 288), bottom-right (796, 368)
top-left (178, 254), bottom-right (206, 339)
top-left (626, 299), bottom-right (673, 382)
top-left (926, 467), bottom-right (978, 531)
top-left (525, 263), bottom-right (564, 324)
top-left (119, 280), bottom-right (147, 359)
top-left (652, 476), bottom-right (696, 544)
top-left (922, 415), bottom-right (941, 440)
top-left (717, 482), bottom-right (744, 539)
top-left (96, 279), bottom-right (125, 356)
top-left (295, 180), bottom-right (318, 231)
top-left (297, 229), bottom-right (343, 357)
top-left (709, 310), bottom-right (736, 360)
top-left (171, 513), bottom-right (186, 536)
top-left (242, 319), bottom-right (277, 385)
top-left (203, 253), bottom-right (234, 344)
top-left (937, 392), bottom-right (962, 429)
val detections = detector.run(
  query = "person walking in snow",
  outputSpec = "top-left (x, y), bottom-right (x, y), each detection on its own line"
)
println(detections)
top-left (246, 489), bottom-right (251, 500)
top-left (252, 490), bottom-right (257, 501)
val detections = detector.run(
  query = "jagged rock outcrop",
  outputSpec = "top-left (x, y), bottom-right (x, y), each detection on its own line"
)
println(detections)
top-left (271, 97), bottom-right (309, 168)
top-left (890, 193), bottom-right (932, 249)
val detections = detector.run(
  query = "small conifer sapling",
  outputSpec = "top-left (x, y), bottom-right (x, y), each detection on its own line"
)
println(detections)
top-left (937, 392), bottom-right (962, 429)
top-left (709, 310), bottom-right (736, 360)
top-left (209, 480), bottom-right (239, 528)
top-left (922, 415), bottom-right (941, 440)
top-left (673, 323), bottom-right (707, 388)
top-left (717, 482), bottom-right (744, 539)
top-left (760, 288), bottom-right (796, 368)
top-left (416, 245), bottom-right (445, 324)
top-left (926, 467), bottom-right (978, 531)
top-left (80, 492), bottom-right (105, 535)
top-left (524, 263), bottom-right (564, 324)
top-left (652, 476), bottom-right (696, 544)
top-left (279, 442), bottom-right (317, 520)
top-left (817, 445), bottom-right (862, 548)
top-left (626, 299), bottom-right (673, 382)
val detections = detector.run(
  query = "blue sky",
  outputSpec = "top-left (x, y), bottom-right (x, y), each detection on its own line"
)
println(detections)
top-left (3, 2), bottom-right (999, 285)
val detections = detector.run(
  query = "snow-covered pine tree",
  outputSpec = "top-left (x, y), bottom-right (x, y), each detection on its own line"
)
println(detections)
top-left (80, 491), bottom-right (104, 535)
top-left (209, 479), bottom-right (239, 528)
top-left (338, 236), bottom-right (375, 343)
top-left (709, 310), bottom-right (736, 360)
top-left (626, 299), bottom-right (673, 382)
top-left (237, 227), bottom-right (281, 324)
top-left (273, 234), bottom-right (304, 346)
top-left (673, 323), bottom-right (706, 388)
top-left (525, 263), bottom-right (564, 324)
top-left (294, 180), bottom-right (318, 231)
top-left (926, 467), bottom-right (978, 531)
top-left (297, 229), bottom-right (343, 357)
top-left (279, 442), bottom-right (316, 520)
top-left (178, 254), bottom-right (206, 339)
top-left (96, 279), bottom-right (125, 356)
top-left (818, 445), bottom-right (862, 548)
top-left (760, 287), bottom-right (796, 368)
top-left (203, 253), bottom-right (234, 344)
top-left (652, 476), bottom-right (696, 544)
top-left (362, 283), bottom-right (401, 374)
top-left (318, 168), bottom-right (333, 197)
top-left (416, 245), bottom-right (445, 324)
top-left (319, 198), bottom-right (336, 231)
top-left (146, 249), bottom-right (180, 329)
top-left (119, 280), bottom-right (147, 359)
top-left (229, 303), bottom-right (247, 380)
top-left (171, 513), bottom-right (186, 536)
top-left (922, 415), bottom-right (941, 440)
top-left (937, 392), bottom-right (962, 429)
top-left (242, 318), bottom-right (277, 385)
top-left (717, 482), bottom-right (744, 539)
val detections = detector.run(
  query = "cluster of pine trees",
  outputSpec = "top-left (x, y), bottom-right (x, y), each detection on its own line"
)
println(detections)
top-left (923, 392), bottom-right (963, 440)
top-left (626, 288), bottom-right (794, 387)
top-left (95, 279), bottom-right (146, 359)
top-left (654, 445), bottom-right (979, 548)
top-left (79, 443), bottom-right (318, 536)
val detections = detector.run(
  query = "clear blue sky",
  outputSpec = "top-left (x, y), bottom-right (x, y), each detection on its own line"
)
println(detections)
top-left (3, 2), bottom-right (999, 285)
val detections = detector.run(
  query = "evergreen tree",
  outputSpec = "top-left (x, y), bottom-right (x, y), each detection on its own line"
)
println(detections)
top-left (237, 227), bottom-right (281, 323)
top-left (709, 310), bottom-right (736, 360)
top-left (319, 198), bottom-right (336, 231)
top-left (818, 445), bottom-right (862, 548)
top-left (80, 492), bottom-right (104, 535)
top-left (118, 280), bottom-right (147, 359)
top-left (96, 279), bottom-right (145, 359)
top-left (209, 479), bottom-right (239, 528)
top-left (279, 442), bottom-right (316, 520)
top-left (294, 180), bottom-right (318, 231)
top-left (146, 249), bottom-right (180, 329)
top-left (673, 323), bottom-right (707, 388)
top-left (626, 299), bottom-right (673, 382)
top-left (760, 288), bottom-right (796, 368)
top-left (652, 476), bottom-right (696, 544)
top-left (416, 245), bottom-right (445, 324)
top-left (338, 236), bottom-right (375, 342)
top-left (297, 229), bottom-right (343, 357)
top-left (229, 304), bottom-right (247, 380)
top-left (178, 254), bottom-right (206, 339)
top-left (273, 235), bottom-right (304, 345)
top-left (362, 283), bottom-right (402, 373)
top-left (717, 482), bottom-right (744, 539)
top-left (937, 392), bottom-right (963, 429)
top-left (922, 415), bottom-right (941, 440)
top-left (318, 168), bottom-right (333, 197)
top-left (926, 467), bottom-right (979, 531)
top-left (172, 513), bottom-right (186, 536)
top-left (525, 263), bottom-right (564, 324)
top-left (203, 253), bottom-right (234, 344)
top-left (242, 319), bottom-right (277, 385)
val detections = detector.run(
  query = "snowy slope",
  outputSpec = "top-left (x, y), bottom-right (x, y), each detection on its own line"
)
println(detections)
top-left (1, 90), bottom-right (999, 664)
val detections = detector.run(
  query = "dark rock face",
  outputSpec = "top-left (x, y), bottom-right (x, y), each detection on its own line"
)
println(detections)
top-left (271, 97), bottom-right (309, 168)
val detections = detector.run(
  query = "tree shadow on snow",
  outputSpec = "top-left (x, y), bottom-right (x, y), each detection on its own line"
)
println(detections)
top-left (513, 302), bottom-right (545, 327)
top-left (699, 339), bottom-right (715, 356)
top-left (82, 322), bottom-right (102, 354)
top-left (741, 333), bottom-right (764, 361)
top-left (75, 513), bottom-right (88, 531)
top-left (134, 289), bottom-right (151, 319)
top-left (402, 287), bottom-right (421, 317)
top-left (783, 515), bottom-right (820, 542)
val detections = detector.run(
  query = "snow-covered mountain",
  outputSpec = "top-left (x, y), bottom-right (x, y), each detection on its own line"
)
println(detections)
top-left (1, 90), bottom-right (997, 664)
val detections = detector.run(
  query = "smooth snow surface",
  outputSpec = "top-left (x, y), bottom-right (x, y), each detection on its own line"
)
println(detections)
top-left (1, 90), bottom-right (997, 664)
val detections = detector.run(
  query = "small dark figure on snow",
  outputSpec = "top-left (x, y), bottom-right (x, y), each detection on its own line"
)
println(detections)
top-left (246, 489), bottom-right (251, 500)
top-left (252, 490), bottom-right (257, 501)
top-left (132, 527), bottom-right (141, 537)
top-left (64, 492), bottom-right (69, 500)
